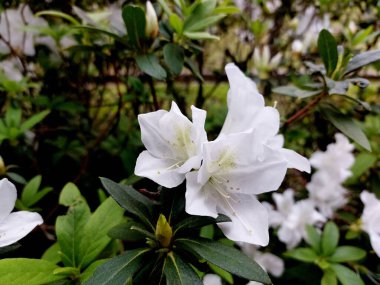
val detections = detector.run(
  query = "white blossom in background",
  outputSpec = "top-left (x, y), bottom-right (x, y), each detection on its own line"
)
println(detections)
top-left (252, 46), bottom-right (282, 79)
top-left (203, 274), bottom-right (222, 285)
top-left (267, 189), bottom-right (326, 249)
top-left (135, 101), bottom-right (207, 188)
top-left (239, 242), bottom-right (284, 278)
top-left (0, 178), bottom-right (43, 247)
top-left (0, 5), bottom-right (48, 56)
top-left (306, 133), bottom-right (355, 218)
top-left (185, 64), bottom-right (310, 245)
top-left (360, 191), bottom-right (380, 258)
top-left (0, 57), bottom-right (24, 81)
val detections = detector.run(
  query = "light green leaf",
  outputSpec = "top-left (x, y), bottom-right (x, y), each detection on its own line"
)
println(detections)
top-left (84, 248), bottom-right (149, 285)
top-left (164, 252), bottom-right (203, 285)
top-left (330, 264), bottom-right (364, 285)
top-left (59, 182), bottom-right (83, 206)
top-left (327, 246), bottom-right (366, 263)
top-left (321, 222), bottom-right (340, 256)
top-left (183, 31), bottom-right (219, 40)
top-left (0, 258), bottom-right (65, 285)
top-left (318, 29), bottom-right (338, 76)
top-left (136, 54), bottom-right (167, 80)
top-left (346, 153), bottom-right (377, 184)
top-left (5, 108), bottom-right (22, 127)
top-left (284, 248), bottom-right (318, 262)
top-left (305, 225), bottom-right (321, 253)
top-left (164, 43), bottom-right (185, 75)
top-left (321, 269), bottom-right (338, 285)
top-left (36, 10), bottom-right (80, 25)
top-left (176, 238), bottom-right (271, 284)
top-left (185, 14), bottom-right (225, 32)
top-left (344, 50), bottom-right (380, 75)
top-left (42, 242), bottom-right (61, 265)
top-left (214, 6), bottom-right (240, 14)
top-left (169, 14), bottom-right (183, 34)
top-left (20, 110), bottom-right (50, 133)
top-left (209, 263), bottom-right (233, 284)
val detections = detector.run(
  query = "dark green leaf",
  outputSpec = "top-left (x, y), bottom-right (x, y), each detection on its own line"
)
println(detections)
top-left (284, 248), bottom-right (318, 263)
top-left (318, 29), bottom-right (338, 76)
top-left (122, 5), bottom-right (146, 47)
top-left (20, 110), bottom-right (50, 132)
top-left (164, 44), bottom-right (185, 75)
top-left (6, 172), bottom-right (26, 185)
top-left (183, 0), bottom-right (217, 31)
top-left (321, 269), bottom-right (338, 285)
top-left (305, 225), bottom-right (321, 253)
top-left (330, 264), bottom-right (364, 285)
top-left (136, 54), bottom-right (167, 80)
top-left (321, 222), bottom-right (339, 256)
top-left (84, 248), bottom-right (149, 285)
top-left (327, 246), bottom-right (366, 263)
top-left (272, 85), bottom-right (321, 98)
top-left (0, 244), bottom-right (20, 255)
top-left (0, 258), bottom-right (65, 285)
top-left (173, 214), bottom-right (230, 236)
top-left (185, 14), bottom-right (225, 32)
top-left (184, 57), bottom-right (203, 81)
top-left (344, 50), bottom-right (380, 75)
top-left (321, 106), bottom-right (371, 151)
top-left (176, 238), bottom-right (271, 284)
top-left (100, 177), bottom-right (155, 230)
top-left (163, 253), bottom-right (203, 285)
top-left (107, 221), bottom-right (147, 242)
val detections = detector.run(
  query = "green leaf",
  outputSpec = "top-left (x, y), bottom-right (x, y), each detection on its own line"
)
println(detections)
top-left (321, 222), bottom-right (339, 256)
top-left (84, 248), bottom-right (149, 285)
top-left (80, 259), bottom-right (108, 283)
top-left (305, 225), bottom-right (321, 253)
top-left (5, 108), bottom-right (22, 127)
top-left (209, 263), bottom-right (233, 284)
top-left (136, 54), bottom-right (167, 80)
top-left (284, 248), bottom-right (318, 263)
top-left (21, 175), bottom-right (45, 207)
top-left (174, 214), bottom-right (230, 236)
top-left (330, 264), bottom-right (364, 285)
top-left (346, 153), bottom-right (377, 184)
top-left (183, 31), bottom-right (219, 40)
top-left (74, 26), bottom-right (124, 43)
top-left (36, 10), bottom-right (80, 25)
top-left (108, 221), bottom-right (147, 242)
top-left (318, 29), bottom-right (338, 76)
top-left (122, 5), bottom-right (146, 48)
top-left (163, 252), bottom-right (203, 285)
top-left (6, 172), bottom-right (26, 184)
top-left (183, 0), bottom-right (217, 31)
top-left (42, 242), bottom-right (61, 265)
top-left (20, 110), bottom-right (50, 133)
top-left (176, 238), bottom-right (271, 284)
top-left (169, 14), bottom-right (183, 34)
top-left (321, 106), bottom-right (371, 151)
top-left (100, 177), bottom-right (155, 230)
top-left (184, 57), bottom-right (203, 81)
top-left (327, 246), bottom-right (366, 263)
top-left (56, 186), bottom-right (91, 267)
top-left (344, 50), bottom-right (380, 75)
top-left (321, 269), bottom-right (338, 285)
top-left (0, 258), bottom-right (65, 285)
top-left (214, 6), bottom-right (240, 14)
top-left (164, 44), bottom-right (185, 75)
top-left (272, 85), bottom-right (322, 98)
top-left (78, 197), bottom-right (125, 268)
top-left (185, 14), bottom-right (225, 32)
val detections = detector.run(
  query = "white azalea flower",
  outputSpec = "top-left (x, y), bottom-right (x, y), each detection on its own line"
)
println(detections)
top-left (0, 178), bottom-right (43, 247)
top-left (135, 102), bottom-right (207, 188)
top-left (0, 5), bottom-right (48, 56)
top-left (185, 64), bottom-right (310, 245)
top-left (269, 189), bottom-right (326, 249)
top-left (252, 46), bottom-right (282, 79)
top-left (360, 191), bottom-right (380, 258)
top-left (203, 274), bottom-right (222, 285)
top-left (0, 57), bottom-right (24, 81)
top-left (239, 243), bottom-right (284, 277)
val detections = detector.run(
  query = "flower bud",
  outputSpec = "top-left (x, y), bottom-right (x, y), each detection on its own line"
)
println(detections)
top-left (0, 156), bottom-right (5, 176)
top-left (155, 214), bottom-right (172, 248)
top-left (145, 1), bottom-right (159, 39)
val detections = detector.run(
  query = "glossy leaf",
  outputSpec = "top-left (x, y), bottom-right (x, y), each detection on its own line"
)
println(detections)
top-left (122, 5), bottom-right (146, 47)
top-left (163, 252), bottom-right (203, 285)
top-left (84, 248), bottom-right (149, 285)
top-left (136, 54), bottom-right (167, 80)
top-left (321, 222), bottom-right (339, 256)
top-left (327, 246), bottom-right (366, 263)
top-left (164, 44), bottom-right (185, 75)
top-left (108, 221), bottom-right (147, 242)
top-left (318, 29), bottom-right (338, 76)
top-left (176, 238), bottom-right (271, 284)
top-left (173, 214), bottom-right (230, 236)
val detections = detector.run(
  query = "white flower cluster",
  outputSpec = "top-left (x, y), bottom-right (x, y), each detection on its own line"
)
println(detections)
top-left (0, 178), bottom-right (43, 248)
top-left (135, 63), bottom-right (310, 245)
top-left (265, 134), bottom-right (355, 249)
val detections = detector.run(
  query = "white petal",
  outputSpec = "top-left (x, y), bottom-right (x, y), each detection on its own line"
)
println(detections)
top-left (0, 211), bottom-right (43, 247)
top-left (190, 105), bottom-right (208, 150)
top-left (203, 274), bottom-right (222, 285)
top-left (135, 151), bottom-right (185, 188)
top-left (369, 230), bottom-right (380, 258)
top-left (0, 178), bottom-right (17, 223)
top-left (217, 194), bottom-right (269, 246)
top-left (279, 149), bottom-right (311, 173)
top-left (255, 252), bottom-right (284, 277)
top-left (185, 172), bottom-right (218, 218)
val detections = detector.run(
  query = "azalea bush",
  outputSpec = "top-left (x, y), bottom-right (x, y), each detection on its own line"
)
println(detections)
top-left (0, 1), bottom-right (380, 285)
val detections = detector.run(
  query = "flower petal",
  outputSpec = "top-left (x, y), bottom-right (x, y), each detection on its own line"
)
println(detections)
top-left (135, 151), bottom-right (185, 188)
top-left (0, 211), bottom-right (43, 247)
top-left (0, 179), bottom-right (17, 223)
top-left (369, 230), bottom-right (380, 258)
top-left (279, 148), bottom-right (311, 173)
top-left (217, 194), bottom-right (269, 246)
top-left (185, 172), bottom-right (218, 218)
